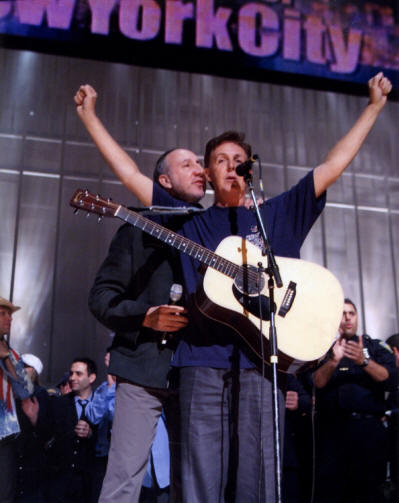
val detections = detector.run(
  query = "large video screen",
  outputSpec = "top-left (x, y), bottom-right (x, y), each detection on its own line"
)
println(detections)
top-left (1, 0), bottom-right (398, 96)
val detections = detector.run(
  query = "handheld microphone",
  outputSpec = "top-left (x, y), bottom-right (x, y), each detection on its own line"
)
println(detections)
top-left (160, 283), bottom-right (183, 345)
top-left (236, 155), bottom-right (259, 177)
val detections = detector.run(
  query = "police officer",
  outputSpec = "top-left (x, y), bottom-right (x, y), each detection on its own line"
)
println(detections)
top-left (385, 334), bottom-right (399, 502)
top-left (313, 298), bottom-right (396, 503)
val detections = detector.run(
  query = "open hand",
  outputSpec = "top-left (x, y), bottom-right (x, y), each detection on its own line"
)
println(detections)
top-left (331, 337), bottom-right (346, 362)
top-left (343, 334), bottom-right (365, 365)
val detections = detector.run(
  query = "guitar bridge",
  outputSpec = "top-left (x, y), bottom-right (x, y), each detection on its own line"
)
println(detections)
top-left (278, 281), bottom-right (296, 318)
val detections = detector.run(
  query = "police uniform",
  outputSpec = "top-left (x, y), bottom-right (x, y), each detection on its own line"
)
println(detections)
top-left (386, 357), bottom-right (399, 502)
top-left (314, 334), bottom-right (397, 503)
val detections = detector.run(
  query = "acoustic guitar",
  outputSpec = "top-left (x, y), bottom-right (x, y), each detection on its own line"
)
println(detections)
top-left (70, 189), bottom-right (343, 372)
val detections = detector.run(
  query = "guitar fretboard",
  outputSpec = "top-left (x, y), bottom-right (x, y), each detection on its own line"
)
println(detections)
top-left (116, 205), bottom-right (255, 281)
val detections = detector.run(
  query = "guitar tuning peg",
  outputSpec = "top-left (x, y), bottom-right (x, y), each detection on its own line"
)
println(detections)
top-left (86, 212), bottom-right (90, 218)
top-left (97, 216), bottom-right (103, 223)
top-left (73, 208), bottom-right (79, 215)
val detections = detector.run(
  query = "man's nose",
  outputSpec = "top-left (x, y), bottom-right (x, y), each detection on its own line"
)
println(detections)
top-left (227, 160), bottom-right (235, 171)
top-left (193, 164), bottom-right (205, 175)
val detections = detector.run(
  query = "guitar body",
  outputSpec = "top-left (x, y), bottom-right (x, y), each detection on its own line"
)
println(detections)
top-left (197, 236), bottom-right (344, 372)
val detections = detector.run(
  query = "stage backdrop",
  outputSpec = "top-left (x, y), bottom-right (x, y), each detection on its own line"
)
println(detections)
top-left (0, 45), bottom-right (398, 384)
top-left (0, 0), bottom-right (398, 96)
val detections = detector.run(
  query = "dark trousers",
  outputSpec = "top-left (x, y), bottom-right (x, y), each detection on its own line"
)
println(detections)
top-left (315, 415), bottom-right (387, 503)
top-left (91, 455), bottom-right (108, 502)
top-left (0, 436), bottom-right (17, 503)
top-left (45, 468), bottom-right (94, 503)
top-left (386, 409), bottom-right (399, 502)
top-left (179, 366), bottom-right (285, 503)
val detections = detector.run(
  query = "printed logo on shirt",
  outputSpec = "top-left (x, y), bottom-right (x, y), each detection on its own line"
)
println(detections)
top-left (246, 225), bottom-right (264, 250)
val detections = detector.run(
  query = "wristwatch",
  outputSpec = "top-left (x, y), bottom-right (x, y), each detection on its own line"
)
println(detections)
top-left (361, 357), bottom-right (370, 367)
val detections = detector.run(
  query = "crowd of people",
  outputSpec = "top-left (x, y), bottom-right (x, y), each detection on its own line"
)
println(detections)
top-left (0, 300), bottom-right (170, 503)
top-left (1, 71), bottom-right (398, 503)
top-left (1, 296), bottom-right (398, 503)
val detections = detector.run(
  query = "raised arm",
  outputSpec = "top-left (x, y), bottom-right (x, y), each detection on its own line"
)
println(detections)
top-left (74, 84), bottom-right (153, 206)
top-left (313, 72), bottom-right (392, 198)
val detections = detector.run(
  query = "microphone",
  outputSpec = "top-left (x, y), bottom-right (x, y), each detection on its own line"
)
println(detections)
top-left (160, 283), bottom-right (183, 345)
top-left (236, 155), bottom-right (259, 177)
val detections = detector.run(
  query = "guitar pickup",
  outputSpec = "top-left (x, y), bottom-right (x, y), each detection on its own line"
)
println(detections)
top-left (278, 281), bottom-right (296, 318)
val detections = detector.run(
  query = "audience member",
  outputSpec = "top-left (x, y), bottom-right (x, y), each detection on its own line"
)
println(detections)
top-left (140, 411), bottom-right (171, 503)
top-left (41, 357), bottom-right (98, 503)
top-left (15, 354), bottom-right (49, 502)
top-left (56, 371), bottom-right (73, 395)
top-left (313, 298), bottom-right (397, 502)
top-left (0, 297), bottom-right (33, 503)
top-left (385, 333), bottom-right (399, 502)
top-left (282, 374), bottom-right (313, 503)
top-left (85, 351), bottom-right (116, 501)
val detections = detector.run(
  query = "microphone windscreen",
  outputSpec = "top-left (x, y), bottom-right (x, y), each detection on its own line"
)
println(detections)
top-left (170, 283), bottom-right (183, 303)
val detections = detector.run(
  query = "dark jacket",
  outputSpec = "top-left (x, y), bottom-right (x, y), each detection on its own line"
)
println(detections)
top-left (38, 392), bottom-right (98, 502)
top-left (44, 393), bottom-right (97, 473)
top-left (15, 386), bottom-right (49, 502)
top-left (89, 223), bottom-right (180, 389)
top-left (315, 334), bottom-right (397, 417)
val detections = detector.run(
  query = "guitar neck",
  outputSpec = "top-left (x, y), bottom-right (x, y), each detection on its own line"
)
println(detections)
top-left (116, 205), bottom-right (240, 279)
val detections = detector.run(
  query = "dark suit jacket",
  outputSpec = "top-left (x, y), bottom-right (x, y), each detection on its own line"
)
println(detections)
top-left (44, 393), bottom-right (97, 473)
top-left (88, 223), bottom-right (180, 389)
top-left (37, 392), bottom-right (97, 502)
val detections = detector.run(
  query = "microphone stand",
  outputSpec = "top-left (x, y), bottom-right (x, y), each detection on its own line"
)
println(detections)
top-left (241, 162), bottom-right (283, 503)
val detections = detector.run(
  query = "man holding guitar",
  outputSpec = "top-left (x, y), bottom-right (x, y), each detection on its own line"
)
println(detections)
top-left (75, 72), bottom-right (392, 503)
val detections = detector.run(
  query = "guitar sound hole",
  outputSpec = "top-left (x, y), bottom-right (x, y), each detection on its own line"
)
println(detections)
top-left (232, 284), bottom-right (274, 321)
top-left (234, 264), bottom-right (265, 295)
top-left (233, 266), bottom-right (273, 320)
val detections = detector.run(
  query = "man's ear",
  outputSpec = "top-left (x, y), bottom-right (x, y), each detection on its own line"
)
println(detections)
top-left (158, 174), bottom-right (172, 189)
top-left (89, 373), bottom-right (96, 385)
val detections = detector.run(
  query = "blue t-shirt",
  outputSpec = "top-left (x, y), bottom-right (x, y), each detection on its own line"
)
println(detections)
top-left (152, 170), bottom-right (326, 369)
